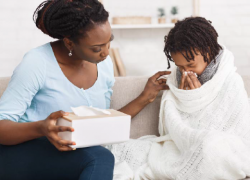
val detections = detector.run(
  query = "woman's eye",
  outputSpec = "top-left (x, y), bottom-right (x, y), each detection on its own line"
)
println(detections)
top-left (93, 48), bottom-right (101, 53)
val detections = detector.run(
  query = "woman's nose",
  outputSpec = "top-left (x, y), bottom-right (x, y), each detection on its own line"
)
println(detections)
top-left (101, 45), bottom-right (109, 58)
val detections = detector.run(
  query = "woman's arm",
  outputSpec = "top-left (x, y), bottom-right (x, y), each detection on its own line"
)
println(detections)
top-left (0, 52), bottom-right (45, 145)
top-left (0, 111), bottom-right (75, 151)
top-left (119, 71), bottom-right (170, 118)
top-left (0, 120), bottom-right (43, 145)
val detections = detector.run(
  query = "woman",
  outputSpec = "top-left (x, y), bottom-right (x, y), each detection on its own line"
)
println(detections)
top-left (0, 0), bottom-right (169, 180)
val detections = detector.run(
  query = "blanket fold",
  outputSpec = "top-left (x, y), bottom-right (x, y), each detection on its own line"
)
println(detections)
top-left (110, 46), bottom-right (250, 180)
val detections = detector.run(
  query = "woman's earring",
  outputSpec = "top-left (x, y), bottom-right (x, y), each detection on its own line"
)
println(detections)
top-left (68, 50), bottom-right (72, 57)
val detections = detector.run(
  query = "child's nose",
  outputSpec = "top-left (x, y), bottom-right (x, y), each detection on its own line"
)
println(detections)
top-left (180, 67), bottom-right (190, 72)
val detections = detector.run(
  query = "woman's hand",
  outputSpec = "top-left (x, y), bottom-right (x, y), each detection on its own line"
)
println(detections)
top-left (118, 71), bottom-right (170, 118)
top-left (40, 110), bottom-right (76, 151)
top-left (179, 71), bottom-right (201, 90)
top-left (141, 71), bottom-right (171, 103)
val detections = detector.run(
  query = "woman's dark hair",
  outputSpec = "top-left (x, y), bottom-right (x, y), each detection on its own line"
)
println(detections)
top-left (164, 17), bottom-right (222, 68)
top-left (33, 0), bottom-right (109, 42)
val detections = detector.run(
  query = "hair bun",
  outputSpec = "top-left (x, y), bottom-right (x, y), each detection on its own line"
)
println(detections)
top-left (33, 0), bottom-right (109, 40)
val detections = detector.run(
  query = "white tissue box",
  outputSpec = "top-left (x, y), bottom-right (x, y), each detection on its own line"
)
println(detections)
top-left (57, 109), bottom-right (131, 148)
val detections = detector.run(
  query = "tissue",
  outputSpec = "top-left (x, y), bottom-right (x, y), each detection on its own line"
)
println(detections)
top-left (71, 106), bottom-right (111, 117)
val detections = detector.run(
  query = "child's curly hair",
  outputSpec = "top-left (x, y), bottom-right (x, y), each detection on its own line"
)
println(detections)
top-left (164, 17), bottom-right (222, 69)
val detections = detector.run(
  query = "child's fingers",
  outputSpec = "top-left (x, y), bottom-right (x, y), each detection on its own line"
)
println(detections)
top-left (186, 73), bottom-right (195, 89)
top-left (179, 71), bottom-right (186, 89)
top-left (189, 72), bottom-right (201, 88)
top-left (196, 75), bottom-right (202, 87)
top-left (184, 79), bottom-right (189, 90)
top-left (197, 80), bottom-right (202, 87)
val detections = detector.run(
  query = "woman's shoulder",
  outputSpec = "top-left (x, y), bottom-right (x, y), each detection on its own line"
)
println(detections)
top-left (17, 43), bottom-right (53, 71)
top-left (12, 43), bottom-right (51, 85)
top-left (23, 43), bottom-right (51, 63)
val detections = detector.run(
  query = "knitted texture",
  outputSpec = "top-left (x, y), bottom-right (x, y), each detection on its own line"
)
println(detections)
top-left (153, 45), bottom-right (250, 180)
top-left (110, 46), bottom-right (250, 180)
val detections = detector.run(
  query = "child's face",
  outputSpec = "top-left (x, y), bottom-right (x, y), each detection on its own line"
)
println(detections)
top-left (171, 50), bottom-right (208, 76)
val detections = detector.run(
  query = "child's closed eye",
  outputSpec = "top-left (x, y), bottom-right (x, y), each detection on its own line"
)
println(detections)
top-left (187, 64), bottom-right (195, 67)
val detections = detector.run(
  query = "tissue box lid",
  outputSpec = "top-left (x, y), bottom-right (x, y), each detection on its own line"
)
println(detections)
top-left (62, 109), bottom-right (129, 122)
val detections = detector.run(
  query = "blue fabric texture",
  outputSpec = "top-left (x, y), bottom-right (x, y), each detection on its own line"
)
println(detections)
top-left (0, 137), bottom-right (115, 180)
top-left (0, 43), bottom-right (115, 122)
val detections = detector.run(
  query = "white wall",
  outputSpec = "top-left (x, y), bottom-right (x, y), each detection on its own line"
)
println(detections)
top-left (0, 0), bottom-right (249, 77)
top-left (200, 0), bottom-right (250, 76)
top-left (0, 0), bottom-right (54, 77)
top-left (105, 0), bottom-right (192, 76)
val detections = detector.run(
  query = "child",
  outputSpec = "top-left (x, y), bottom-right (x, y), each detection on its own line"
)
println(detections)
top-left (110, 17), bottom-right (250, 180)
top-left (155, 16), bottom-right (250, 180)
top-left (164, 17), bottom-right (223, 91)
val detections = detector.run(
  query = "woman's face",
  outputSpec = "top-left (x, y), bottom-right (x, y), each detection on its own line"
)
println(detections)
top-left (171, 50), bottom-right (209, 76)
top-left (70, 21), bottom-right (113, 64)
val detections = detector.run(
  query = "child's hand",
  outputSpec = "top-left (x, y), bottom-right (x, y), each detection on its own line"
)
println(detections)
top-left (179, 70), bottom-right (201, 90)
top-left (179, 70), bottom-right (188, 90)
top-left (186, 71), bottom-right (201, 89)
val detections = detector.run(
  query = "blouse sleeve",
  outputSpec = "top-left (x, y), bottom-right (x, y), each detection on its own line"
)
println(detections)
top-left (0, 50), bottom-right (46, 122)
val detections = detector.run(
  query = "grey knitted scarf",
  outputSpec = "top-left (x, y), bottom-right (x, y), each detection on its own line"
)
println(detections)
top-left (176, 49), bottom-right (223, 86)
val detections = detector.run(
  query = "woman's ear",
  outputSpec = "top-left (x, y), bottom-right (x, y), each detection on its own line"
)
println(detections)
top-left (63, 38), bottom-right (74, 51)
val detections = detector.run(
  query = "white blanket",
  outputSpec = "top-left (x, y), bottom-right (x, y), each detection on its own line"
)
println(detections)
top-left (111, 46), bottom-right (250, 180)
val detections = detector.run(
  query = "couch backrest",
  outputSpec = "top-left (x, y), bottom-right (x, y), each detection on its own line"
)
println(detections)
top-left (1, 76), bottom-right (250, 139)
top-left (0, 77), bottom-right (10, 98)
top-left (110, 77), bottom-right (162, 138)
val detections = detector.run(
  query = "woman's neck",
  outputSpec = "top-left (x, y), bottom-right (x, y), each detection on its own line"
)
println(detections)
top-left (52, 40), bottom-right (87, 69)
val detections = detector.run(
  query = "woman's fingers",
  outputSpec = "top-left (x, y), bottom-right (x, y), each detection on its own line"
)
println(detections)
top-left (157, 79), bottom-right (169, 90)
top-left (52, 125), bottom-right (74, 133)
top-left (48, 133), bottom-right (76, 150)
top-left (49, 110), bottom-right (69, 120)
top-left (48, 137), bottom-right (75, 151)
top-left (158, 78), bottom-right (166, 84)
top-left (153, 71), bottom-right (171, 82)
top-left (160, 84), bottom-right (170, 90)
top-left (47, 124), bottom-right (76, 151)
top-left (57, 139), bottom-right (76, 146)
top-left (42, 110), bottom-right (76, 151)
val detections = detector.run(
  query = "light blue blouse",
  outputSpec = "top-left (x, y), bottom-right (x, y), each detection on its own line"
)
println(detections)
top-left (0, 43), bottom-right (115, 123)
